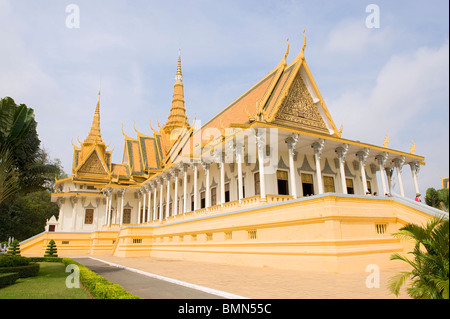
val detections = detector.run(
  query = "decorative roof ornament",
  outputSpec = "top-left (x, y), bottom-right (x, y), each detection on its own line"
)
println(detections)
top-left (410, 140), bottom-right (415, 154)
top-left (299, 29), bottom-right (306, 60)
top-left (383, 133), bottom-right (389, 148)
top-left (84, 89), bottom-right (105, 145)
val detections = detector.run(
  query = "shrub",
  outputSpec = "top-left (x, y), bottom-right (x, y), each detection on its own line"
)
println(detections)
top-left (0, 273), bottom-right (19, 287)
top-left (0, 263), bottom-right (40, 278)
top-left (0, 255), bottom-right (30, 267)
top-left (44, 240), bottom-right (58, 257)
top-left (7, 240), bottom-right (21, 256)
top-left (61, 258), bottom-right (140, 299)
top-left (28, 257), bottom-right (63, 263)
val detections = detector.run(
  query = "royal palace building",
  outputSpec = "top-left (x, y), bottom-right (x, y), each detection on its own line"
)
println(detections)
top-left (20, 34), bottom-right (446, 272)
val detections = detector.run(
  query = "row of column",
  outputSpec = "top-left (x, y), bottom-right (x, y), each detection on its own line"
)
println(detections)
top-left (102, 134), bottom-right (422, 226)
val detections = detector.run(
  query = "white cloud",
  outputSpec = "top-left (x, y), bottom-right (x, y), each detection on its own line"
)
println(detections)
top-left (330, 40), bottom-right (449, 195)
top-left (326, 18), bottom-right (394, 55)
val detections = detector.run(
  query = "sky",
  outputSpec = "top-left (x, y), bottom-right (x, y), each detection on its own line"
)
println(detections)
top-left (0, 0), bottom-right (448, 198)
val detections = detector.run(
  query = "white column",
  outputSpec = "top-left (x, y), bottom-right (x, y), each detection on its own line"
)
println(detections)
top-left (137, 191), bottom-right (142, 224)
top-left (119, 189), bottom-right (125, 226)
top-left (220, 162), bottom-right (225, 205)
top-left (236, 143), bottom-right (244, 203)
top-left (202, 162), bottom-right (211, 208)
top-left (153, 183), bottom-right (158, 221)
top-left (312, 139), bottom-right (325, 194)
top-left (143, 187), bottom-right (147, 223)
top-left (393, 156), bottom-right (406, 197)
top-left (356, 148), bottom-right (369, 195)
top-left (256, 130), bottom-right (266, 199)
top-left (375, 152), bottom-right (389, 196)
top-left (172, 170), bottom-right (179, 215)
top-left (409, 162), bottom-right (421, 196)
top-left (71, 197), bottom-right (78, 231)
top-left (147, 186), bottom-right (152, 222)
top-left (336, 144), bottom-right (349, 194)
top-left (183, 164), bottom-right (188, 213)
top-left (104, 190), bottom-right (110, 226)
top-left (159, 179), bottom-right (164, 221)
top-left (165, 175), bottom-right (171, 219)
top-left (193, 163), bottom-right (199, 211)
top-left (286, 134), bottom-right (299, 199)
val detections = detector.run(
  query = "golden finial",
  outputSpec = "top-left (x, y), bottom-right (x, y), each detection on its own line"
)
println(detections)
top-left (280, 37), bottom-right (290, 66)
top-left (337, 124), bottom-right (343, 137)
top-left (176, 48), bottom-right (183, 82)
top-left (300, 29), bottom-right (306, 60)
top-left (410, 140), bottom-right (415, 154)
top-left (383, 133), bottom-right (389, 148)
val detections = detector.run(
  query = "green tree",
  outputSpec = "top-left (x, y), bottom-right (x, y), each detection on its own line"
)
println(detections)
top-left (6, 239), bottom-right (21, 256)
top-left (437, 189), bottom-right (449, 212)
top-left (0, 190), bottom-right (59, 242)
top-left (388, 217), bottom-right (449, 299)
top-left (44, 240), bottom-right (58, 257)
top-left (425, 188), bottom-right (439, 208)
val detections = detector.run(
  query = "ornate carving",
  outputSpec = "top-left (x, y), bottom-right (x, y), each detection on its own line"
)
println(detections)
top-left (78, 151), bottom-right (106, 176)
top-left (274, 72), bottom-right (327, 132)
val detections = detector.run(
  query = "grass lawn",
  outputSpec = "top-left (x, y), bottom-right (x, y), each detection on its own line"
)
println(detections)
top-left (0, 262), bottom-right (91, 299)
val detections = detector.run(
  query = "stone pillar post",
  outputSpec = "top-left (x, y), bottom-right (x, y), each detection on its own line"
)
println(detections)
top-left (335, 144), bottom-right (349, 194)
top-left (393, 156), bottom-right (406, 197)
top-left (409, 162), bottom-right (421, 196)
top-left (256, 129), bottom-right (266, 199)
top-left (375, 152), bottom-right (389, 196)
top-left (286, 134), bottom-right (299, 199)
top-left (312, 139), bottom-right (325, 194)
top-left (356, 148), bottom-right (370, 195)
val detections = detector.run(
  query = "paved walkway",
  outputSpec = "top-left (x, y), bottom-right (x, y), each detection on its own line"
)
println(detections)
top-left (74, 255), bottom-right (412, 299)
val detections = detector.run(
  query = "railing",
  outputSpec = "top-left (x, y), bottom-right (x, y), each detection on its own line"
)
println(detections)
top-left (99, 194), bottom-right (296, 231)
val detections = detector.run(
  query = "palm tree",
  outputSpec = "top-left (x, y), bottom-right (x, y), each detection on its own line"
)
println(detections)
top-left (388, 216), bottom-right (449, 299)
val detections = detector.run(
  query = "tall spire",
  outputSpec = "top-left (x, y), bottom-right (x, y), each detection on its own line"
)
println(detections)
top-left (163, 49), bottom-right (190, 136)
top-left (84, 89), bottom-right (105, 145)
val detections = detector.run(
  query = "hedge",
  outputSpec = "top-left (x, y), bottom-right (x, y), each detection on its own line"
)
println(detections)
top-left (0, 263), bottom-right (40, 278)
top-left (0, 255), bottom-right (29, 267)
top-left (0, 273), bottom-right (19, 287)
top-left (28, 257), bottom-right (63, 263)
top-left (61, 258), bottom-right (140, 299)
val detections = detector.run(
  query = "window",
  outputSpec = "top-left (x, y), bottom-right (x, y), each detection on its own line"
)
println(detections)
top-left (323, 176), bottom-right (335, 193)
top-left (248, 230), bottom-right (257, 240)
top-left (301, 173), bottom-right (314, 196)
top-left (346, 178), bottom-right (354, 194)
top-left (224, 183), bottom-right (230, 203)
top-left (132, 238), bottom-right (142, 244)
top-left (169, 202), bottom-right (172, 216)
top-left (211, 187), bottom-right (217, 206)
top-left (375, 223), bottom-right (387, 234)
top-left (254, 172), bottom-right (260, 196)
top-left (206, 233), bottom-right (213, 241)
top-left (48, 225), bottom-right (55, 232)
top-left (277, 170), bottom-right (289, 195)
top-left (225, 232), bottom-right (232, 240)
top-left (84, 209), bottom-right (94, 224)
top-left (191, 194), bottom-right (195, 212)
top-left (87, 185), bottom-right (95, 190)
top-left (200, 191), bottom-right (206, 209)
top-left (123, 208), bottom-right (131, 224)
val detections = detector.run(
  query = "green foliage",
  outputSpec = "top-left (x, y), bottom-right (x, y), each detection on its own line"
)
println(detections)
top-left (437, 188), bottom-right (449, 211)
top-left (27, 257), bottom-right (63, 263)
top-left (44, 239), bottom-right (58, 257)
top-left (61, 258), bottom-right (140, 299)
top-left (425, 188), bottom-right (439, 207)
top-left (0, 273), bottom-right (19, 287)
top-left (7, 239), bottom-right (20, 256)
top-left (0, 148), bottom-right (19, 204)
top-left (388, 217), bottom-right (449, 299)
top-left (0, 255), bottom-right (29, 267)
top-left (0, 96), bottom-right (67, 243)
top-left (0, 190), bottom-right (59, 242)
top-left (0, 263), bottom-right (40, 278)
